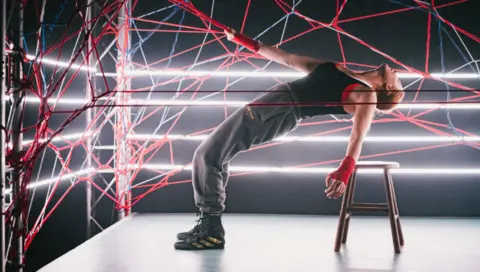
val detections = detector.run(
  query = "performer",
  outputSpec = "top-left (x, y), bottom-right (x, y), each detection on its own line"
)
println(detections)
top-left (174, 28), bottom-right (404, 250)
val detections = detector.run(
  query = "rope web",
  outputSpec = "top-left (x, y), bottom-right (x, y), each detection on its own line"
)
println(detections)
top-left (2, 0), bottom-right (479, 263)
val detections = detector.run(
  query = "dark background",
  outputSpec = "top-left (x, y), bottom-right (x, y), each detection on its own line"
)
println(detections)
top-left (4, 0), bottom-right (479, 271)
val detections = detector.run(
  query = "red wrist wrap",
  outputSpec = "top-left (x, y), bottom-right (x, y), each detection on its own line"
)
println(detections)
top-left (328, 156), bottom-right (356, 184)
top-left (232, 33), bottom-right (260, 53)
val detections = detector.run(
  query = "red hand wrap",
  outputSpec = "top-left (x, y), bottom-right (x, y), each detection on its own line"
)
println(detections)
top-left (327, 156), bottom-right (356, 184)
top-left (232, 33), bottom-right (260, 53)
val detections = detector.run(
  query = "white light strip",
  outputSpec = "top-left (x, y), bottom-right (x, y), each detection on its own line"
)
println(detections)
top-left (128, 134), bottom-right (480, 143)
top-left (4, 168), bottom-right (96, 194)
top-left (96, 70), bottom-right (480, 79)
top-left (26, 133), bottom-right (480, 146)
top-left (22, 131), bottom-right (97, 146)
top-left (397, 103), bottom-right (480, 109)
top-left (23, 54), bottom-right (97, 72)
top-left (6, 49), bottom-right (479, 79)
top-left (94, 145), bottom-right (116, 150)
top-left (5, 96), bottom-right (480, 109)
top-left (9, 164), bottom-right (479, 193)
top-left (132, 163), bottom-right (480, 174)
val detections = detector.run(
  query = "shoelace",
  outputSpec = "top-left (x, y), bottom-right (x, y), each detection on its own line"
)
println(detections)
top-left (185, 216), bottom-right (209, 242)
top-left (193, 213), bottom-right (207, 232)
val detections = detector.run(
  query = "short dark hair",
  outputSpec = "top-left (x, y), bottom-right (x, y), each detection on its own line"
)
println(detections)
top-left (376, 83), bottom-right (405, 111)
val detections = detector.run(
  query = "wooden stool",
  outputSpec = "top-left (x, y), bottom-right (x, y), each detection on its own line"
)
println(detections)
top-left (334, 161), bottom-right (404, 253)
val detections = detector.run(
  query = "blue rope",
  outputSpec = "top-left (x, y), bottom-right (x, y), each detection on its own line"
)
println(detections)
top-left (387, 1), bottom-right (479, 148)
top-left (129, 5), bottom-right (179, 56)
top-left (387, 0), bottom-right (477, 72)
top-left (41, 24), bottom-right (47, 94)
top-left (23, 0), bottom-right (69, 93)
top-left (437, 18), bottom-right (479, 149)
top-left (164, 8), bottom-right (186, 69)
top-left (137, 4), bottom-right (177, 19)
top-left (147, 1), bottom-right (188, 133)
top-left (237, 12), bottom-right (294, 52)
top-left (438, 23), bottom-right (477, 72)
top-left (44, 0), bottom-right (70, 39)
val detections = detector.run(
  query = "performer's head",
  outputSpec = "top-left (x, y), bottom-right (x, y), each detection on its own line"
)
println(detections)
top-left (373, 63), bottom-right (405, 112)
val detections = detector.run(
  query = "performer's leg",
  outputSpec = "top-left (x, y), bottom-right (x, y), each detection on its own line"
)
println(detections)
top-left (191, 109), bottom-right (252, 214)
top-left (193, 86), bottom-right (300, 214)
top-left (175, 84), bottom-right (300, 250)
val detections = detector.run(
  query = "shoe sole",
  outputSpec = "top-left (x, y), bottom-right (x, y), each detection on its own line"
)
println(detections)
top-left (174, 240), bottom-right (226, 250)
top-left (174, 244), bottom-right (225, 250)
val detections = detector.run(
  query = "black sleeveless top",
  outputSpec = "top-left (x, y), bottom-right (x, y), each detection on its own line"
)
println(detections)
top-left (287, 62), bottom-right (366, 119)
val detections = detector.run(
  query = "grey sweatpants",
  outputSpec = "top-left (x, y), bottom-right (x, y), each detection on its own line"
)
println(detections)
top-left (192, 83), bottom-right (301, 213)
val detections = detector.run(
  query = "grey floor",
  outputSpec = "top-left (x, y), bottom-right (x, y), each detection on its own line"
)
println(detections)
top-left (39, 213), bottom-right (480, 272)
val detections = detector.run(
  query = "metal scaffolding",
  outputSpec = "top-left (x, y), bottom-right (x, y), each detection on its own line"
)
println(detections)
top-left (0, 0), bottom-right (136, 269)
top-left (0, 0), bottom-right (7, 270)
top-left (8, 0), bottom-right (26, 270)
top-left (85, 0), bottom-right (97, 240)
top-left (115, 0), bottom-right (133, 220)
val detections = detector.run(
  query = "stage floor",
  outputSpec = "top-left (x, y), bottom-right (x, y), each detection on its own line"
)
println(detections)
top-left (39, 213), bottom-right (480, 272)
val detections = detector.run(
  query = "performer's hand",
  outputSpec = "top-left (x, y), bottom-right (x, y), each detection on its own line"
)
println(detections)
top-left (324, 175), bottom-right (347, 199)
top-left (324, 156), bottom-right (355, 199)
top-left (223, 27), bottom-right (260, 53)
top-left (224, 27), bottom-right (236, 41)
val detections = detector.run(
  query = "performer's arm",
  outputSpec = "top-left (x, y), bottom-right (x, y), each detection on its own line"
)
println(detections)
top-left (324, 89), bottom-right (376, 199)
top-left (345, 90), bottom-right (376, 160)
top-left (224, 28), bottom-right (321, 74)
top-left (257, 44), bottom-right (321, 74)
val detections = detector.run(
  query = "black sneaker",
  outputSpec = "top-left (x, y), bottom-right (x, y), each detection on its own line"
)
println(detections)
top-left (176, 213), bottom-right (225, 241)
top-left (176, 220), bottom-right (202, 241)
top-left (174, 214), bottom-right (225, 250)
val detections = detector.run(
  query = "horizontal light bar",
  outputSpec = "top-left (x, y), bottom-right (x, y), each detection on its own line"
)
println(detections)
top-left (25, 133), bottom-right (480, 146)
top-left (4, 168), bottom-right (95, 194)
top-left (133, 163), bottom-right (480, 174)
top-left (129, 134), bottom-right (480, 143)
top-left (10, 163), bottom-right (480, 193)
top-left (93, 145), bottom-right (117, 150)
top-left (6, 50), bottom-right (478, 79)
top-left (5, 49), bottom-right (97, 72)
top-left (26, 54), bottom-right (97, 72)
top-left (98, 71), bottom-right (302, 78)
top-left (5, 96), bottom-right (480, 109)
top-left (97, 70), bottom-right (480, 79)
top-left (3, 96), bottom-right (247, 106)
top-left (22, 131), bottom-right (97, 146)
top-left (398, 103), bottom-right (480, 109)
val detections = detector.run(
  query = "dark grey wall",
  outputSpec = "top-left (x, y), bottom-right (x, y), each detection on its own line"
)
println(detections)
top-left (15, 1), bottom-right (480, 271)
top-left (132, 170), bottom-right (480, 217)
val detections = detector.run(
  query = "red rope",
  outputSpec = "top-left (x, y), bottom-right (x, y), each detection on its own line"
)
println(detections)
top-left (6, 0), bottom-right (477, 253)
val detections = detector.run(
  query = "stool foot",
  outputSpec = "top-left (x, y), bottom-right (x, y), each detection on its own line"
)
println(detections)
top-left (334, 199), bottom-right (348, 252)
top-left (384, 169), bottom-right (402, 253)
top-left (342, 174), bottom-right (357, 245)
top-left (334, 173), bottom-right (356, 251)
top-left (390, 179), bottom-right (405, 247)
top-left (341, 213), bottom-right (351, 244)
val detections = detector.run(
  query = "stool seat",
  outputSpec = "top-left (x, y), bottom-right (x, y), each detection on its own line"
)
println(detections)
top-left (334, 161), bottom-right (404, 254)
top-left (356, 161), bottom-right (400, 169)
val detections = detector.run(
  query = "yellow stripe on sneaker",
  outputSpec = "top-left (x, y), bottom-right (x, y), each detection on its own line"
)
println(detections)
top-left (191, 242), bottom-right (204, 249)
top-left (199, 240), bottom-right (215, 247)
top-left (207, 237), bottom-right (222, 244)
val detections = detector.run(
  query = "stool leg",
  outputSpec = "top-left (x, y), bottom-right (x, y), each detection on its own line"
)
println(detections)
top-left (334, 172), bottom-right (354, 252)
top-left (383, 169), bottom-right (401, 253)
top-left (342, 172), bottom-right (357, 244)
top-left (388, 170), bottom-right (404, 246)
